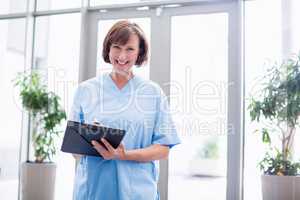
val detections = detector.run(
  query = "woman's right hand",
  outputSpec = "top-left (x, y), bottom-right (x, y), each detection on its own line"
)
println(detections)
top-left (92, 139), bottom-right (127, 160)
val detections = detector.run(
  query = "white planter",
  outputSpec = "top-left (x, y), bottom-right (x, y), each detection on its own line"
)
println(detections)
top-left (21, 162), bottom-right (57, 200)
top-left (189, 158), bottom-right (226, 177)
top-left (261, 175), bottom-right (300, 200)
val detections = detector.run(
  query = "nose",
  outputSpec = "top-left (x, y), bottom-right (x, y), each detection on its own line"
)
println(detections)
top-left (118, 50), bottom-right (127, 61)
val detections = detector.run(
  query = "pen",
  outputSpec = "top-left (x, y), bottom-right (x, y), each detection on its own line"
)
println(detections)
top-left (79, 106), bottom-right (85, 124)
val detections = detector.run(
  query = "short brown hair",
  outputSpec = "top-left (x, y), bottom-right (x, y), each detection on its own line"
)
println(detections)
top-left (102, 20), bottom-right (149, 67)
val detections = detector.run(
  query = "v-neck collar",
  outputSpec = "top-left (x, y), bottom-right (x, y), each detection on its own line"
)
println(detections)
top-left (106, 73), bottom-right (135, 93)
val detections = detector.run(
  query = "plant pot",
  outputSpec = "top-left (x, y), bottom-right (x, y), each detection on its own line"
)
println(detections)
top-left (189, 158), bottom-right (226, 177)
top-left (21, 162), bottom-right (57, 200)
top-left (261, 175), bottom-right (300, 200)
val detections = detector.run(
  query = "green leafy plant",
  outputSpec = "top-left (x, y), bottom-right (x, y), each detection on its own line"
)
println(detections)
top-left (259, 151), bottom-right (300, 176)
top-left (197, 137), bottom-right (220, 160)
top-left (248, 53), bottom-right (300, 175)
top-left (14, 71), bottom-right (66, 163)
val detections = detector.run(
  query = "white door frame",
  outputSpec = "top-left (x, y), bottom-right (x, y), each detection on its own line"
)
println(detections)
top-left (80, 1), bottom-right (243, 200)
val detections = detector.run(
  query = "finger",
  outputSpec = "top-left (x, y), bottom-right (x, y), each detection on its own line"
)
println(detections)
top-left (93, 118), bottom-right (102, 127)
top-left (92, 140), bottom-right (107, 154)
top-left (93, 118), bottom-right (99, 124)
top-left (101, 138), bottom-right (115, 152)
top-left (93, 122), bottom-right (100, 125)
top-left (118, 143), bottom-right (125, 150)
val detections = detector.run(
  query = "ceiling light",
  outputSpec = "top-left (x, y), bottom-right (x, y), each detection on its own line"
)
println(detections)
top-left (136, 6), bottom-right (149, 11)
top-left (164, 4), bottom-right (181, 8)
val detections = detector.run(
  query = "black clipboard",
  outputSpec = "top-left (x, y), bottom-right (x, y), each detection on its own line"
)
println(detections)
top-left (61, 120), bottom-right (126, 157)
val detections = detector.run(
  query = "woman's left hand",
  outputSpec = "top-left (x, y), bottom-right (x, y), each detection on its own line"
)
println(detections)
top-left (91, 138), bottom-right (127, 160)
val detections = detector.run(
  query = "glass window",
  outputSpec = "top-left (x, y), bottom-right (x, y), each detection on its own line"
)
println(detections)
top-left (244, 0), bottom-right (300, 199)
top-left (96, 18), bottom-right (150, 79)
top-left (34, 13), bottom-right (81, 199)
top-left (36, 0), bottom-right (81, 11)
top-left (90, 0), bottom-right (180, 7)
top-left (243, 0), bottom-right (300, 199)
top-left (90, 0), bottom-right (229, 7)
top-left (0, 0), bottom-right (27, 15)
top-left (169, 13), bottom-right (228, 200)
top-left (0, 18), bottom-right (26, 200)
top-left (291, 0), bottom-right (300, 176)
top-left (90, 0), bottom-right (156, 7)
top-left (288, 0), bottom-right (300, 54)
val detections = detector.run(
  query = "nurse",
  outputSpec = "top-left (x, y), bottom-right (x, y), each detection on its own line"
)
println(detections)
top-left (70, 20), bottom-right (180, 200)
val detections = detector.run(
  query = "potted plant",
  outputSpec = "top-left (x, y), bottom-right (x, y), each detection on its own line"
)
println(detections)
top-left (248, 54), bottom-right (300, 200)
top-left (189, 136), bottom-right (226, 177)
top-left (14, 71), bottom-right (66, 200)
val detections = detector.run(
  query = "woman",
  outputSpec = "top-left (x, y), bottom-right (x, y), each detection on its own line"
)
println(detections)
top-left (69, 20), bottom-right (180, 200)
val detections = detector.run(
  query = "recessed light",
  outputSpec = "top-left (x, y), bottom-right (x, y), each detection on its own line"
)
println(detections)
top-left (164, 4), bottom-right (181, 8)
top-left (136, 6), bottom-right (149, 11)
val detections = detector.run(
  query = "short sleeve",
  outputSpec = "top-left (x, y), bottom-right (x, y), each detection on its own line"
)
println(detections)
top-left (152, 89), bottom-right (181, 148)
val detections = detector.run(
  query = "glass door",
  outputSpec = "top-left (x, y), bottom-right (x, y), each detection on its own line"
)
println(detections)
top-left (168, 13), bottom-right (228, 200)
top-left (161, 3), bottom-right (241, 200)
top-left (85, 1), bottom-right (242, 199)
top-left (0, 18), bottom-right (26, 200)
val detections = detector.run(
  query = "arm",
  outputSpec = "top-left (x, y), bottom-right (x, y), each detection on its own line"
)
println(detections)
top-left (124, 144), bottom-right (169, 162)
top-left (91, 138), bottom-right (169, 162)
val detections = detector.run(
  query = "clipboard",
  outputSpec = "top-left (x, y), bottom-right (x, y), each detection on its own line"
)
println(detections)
top-left (61, 120), bottom-right (126, 157)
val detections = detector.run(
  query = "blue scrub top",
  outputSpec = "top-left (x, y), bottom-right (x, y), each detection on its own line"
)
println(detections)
top-left (69, 73), bottom-right (181, 200)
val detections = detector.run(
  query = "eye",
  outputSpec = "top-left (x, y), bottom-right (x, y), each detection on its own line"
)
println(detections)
top-left (112, 45), bottom-right (120, 49)
top-left (127, 48), bottom-right (135, 51)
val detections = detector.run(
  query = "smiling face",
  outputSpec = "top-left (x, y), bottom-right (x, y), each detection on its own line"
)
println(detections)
top-left (102, 21), bottom-right (149, 74)
top-left (109, 34), bottom-right (140, 75)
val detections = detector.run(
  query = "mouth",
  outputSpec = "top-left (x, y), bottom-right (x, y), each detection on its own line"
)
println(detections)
top-left (116, 60), bottom-right (129, 66)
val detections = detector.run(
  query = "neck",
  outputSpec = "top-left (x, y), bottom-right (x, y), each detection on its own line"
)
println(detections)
top-left (111, 70), bottom-right (133, 81)
top-left (110, 70), bottom-right (134, 89)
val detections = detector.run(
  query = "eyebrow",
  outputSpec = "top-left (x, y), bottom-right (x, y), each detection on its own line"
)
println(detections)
top-left (112, 44), bottom-right (136, 49)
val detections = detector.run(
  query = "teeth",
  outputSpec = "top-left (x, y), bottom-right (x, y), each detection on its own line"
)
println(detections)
top-left (117, 60), bottom-right (127, 65)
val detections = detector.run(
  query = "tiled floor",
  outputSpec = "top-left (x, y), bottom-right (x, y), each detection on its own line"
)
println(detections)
top-left (0, 179), bottom-right (18, 200)
top-left (169, 174), bottom-right (226, 200)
